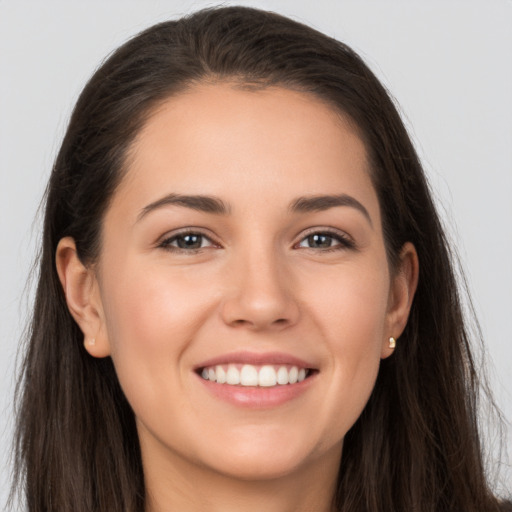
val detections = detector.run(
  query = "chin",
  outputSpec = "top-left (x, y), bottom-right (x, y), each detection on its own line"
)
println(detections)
top-left (208, 451), bottom-right (310, 482)
top-left (191, 427), bottom-right (324, 481)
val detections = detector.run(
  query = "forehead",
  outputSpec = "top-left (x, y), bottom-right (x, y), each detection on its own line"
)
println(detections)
top-left (113, 83), bottom-right (377, 219)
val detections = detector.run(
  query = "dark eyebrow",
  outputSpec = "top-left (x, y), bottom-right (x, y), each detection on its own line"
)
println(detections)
top-left (289, 194), bottom-right (373, 227)
top-left (137, 193), bottom-right (230, 221)
top-left (137, 192), bottom-right (371, 226)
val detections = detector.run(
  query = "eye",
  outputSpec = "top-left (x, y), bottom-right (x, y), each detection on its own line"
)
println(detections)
top-left (159, 231), bottom-right (216, 252)
top-left (297, 231), bottom-right (355, 251)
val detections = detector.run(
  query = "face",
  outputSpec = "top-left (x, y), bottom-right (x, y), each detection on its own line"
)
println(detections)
top-left (68, 84), bottom-right (415, 483)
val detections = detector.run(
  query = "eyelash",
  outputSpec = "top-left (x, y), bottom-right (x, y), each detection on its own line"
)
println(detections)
top-left (295, 229), bottom-right (356, 252)
top-left (157, 228), bottom-right (356, 254)
top-left (158, 230), bottom-right (218, 253)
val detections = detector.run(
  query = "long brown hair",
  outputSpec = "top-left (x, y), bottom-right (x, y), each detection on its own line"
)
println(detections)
top-left (11, 6), bottom-right (510, 511)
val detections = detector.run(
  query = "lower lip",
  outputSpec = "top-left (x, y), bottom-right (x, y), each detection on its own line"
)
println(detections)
top-left (196, 373), bottom-right (316, 409)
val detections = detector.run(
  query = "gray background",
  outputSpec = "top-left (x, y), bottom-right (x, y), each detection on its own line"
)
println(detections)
top-left (1, 0), bottom-right (511, 506)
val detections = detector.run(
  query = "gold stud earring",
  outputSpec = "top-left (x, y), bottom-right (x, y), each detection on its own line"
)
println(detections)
top-left (389, 337), bottom-right (396, 349)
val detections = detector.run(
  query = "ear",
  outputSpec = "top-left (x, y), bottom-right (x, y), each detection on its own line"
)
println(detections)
top-left (381, 242), bottom-right (419, 358)
top-left (55, 237), bottom-right (111, 358)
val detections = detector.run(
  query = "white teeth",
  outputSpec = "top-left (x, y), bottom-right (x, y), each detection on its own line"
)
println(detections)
top-left (258, 365), bottom-right (277, 387)
top-left (240, 365), bottom-right (259, 386)
top-left (216, 365), bottom-right (226, 384)
top-left (200, 363), bottom-right (310, 387)
top-left (277, 366), bottom-right (289, 385)
top-left (226, 364), bottom-right (240, 385)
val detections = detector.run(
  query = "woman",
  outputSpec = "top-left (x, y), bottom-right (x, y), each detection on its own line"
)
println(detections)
top-left (11, 5), bottom-right (510, 512)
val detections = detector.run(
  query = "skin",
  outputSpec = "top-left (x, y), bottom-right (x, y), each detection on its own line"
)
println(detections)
top-left (57, 84), bottom-right (418, 512)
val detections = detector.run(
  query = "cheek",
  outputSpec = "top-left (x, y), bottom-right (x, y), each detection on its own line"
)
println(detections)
top-left (98, 259), bottom-right (218, 401)
top-left (304, 260), bottom-right (389, 440)
top-left (307, 257), bottom-right (390, 346)
top-left (102, 260), bottom-right (212, 351)
top-left (97, 260), bottom-right (223, 444)
top-left (331, 265), bottom-right (389, 374)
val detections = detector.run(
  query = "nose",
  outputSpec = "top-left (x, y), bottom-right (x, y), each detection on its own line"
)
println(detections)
top-left (220, 249), bottom-right (300, 331)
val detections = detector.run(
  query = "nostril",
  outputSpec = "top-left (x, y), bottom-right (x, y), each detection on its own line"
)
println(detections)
top-left (220, 287), bottom-right (300, 330)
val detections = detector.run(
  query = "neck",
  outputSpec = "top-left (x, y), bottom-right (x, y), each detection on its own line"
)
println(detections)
top-left (142, 442), bottom-right (341, 512)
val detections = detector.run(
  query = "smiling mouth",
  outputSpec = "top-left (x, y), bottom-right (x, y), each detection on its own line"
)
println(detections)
top-left (197, 364), bottom-right (314, 387)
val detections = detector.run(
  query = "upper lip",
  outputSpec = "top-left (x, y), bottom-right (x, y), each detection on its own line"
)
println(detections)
top-left (194, 351), bottom-right (317, 370)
